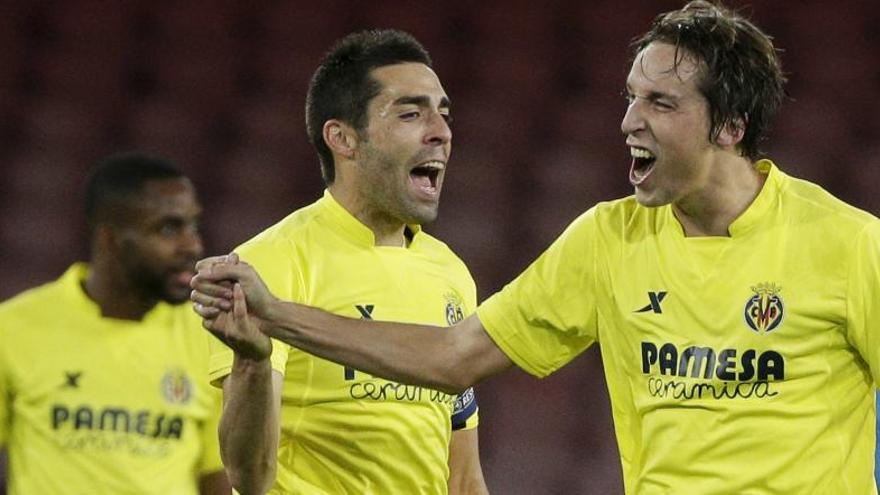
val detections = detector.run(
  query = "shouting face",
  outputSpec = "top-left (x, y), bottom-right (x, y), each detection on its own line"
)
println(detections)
top-left (355, 62), bottom-right (452, 226)
top-left (621, 42), bottom-right (717, 208)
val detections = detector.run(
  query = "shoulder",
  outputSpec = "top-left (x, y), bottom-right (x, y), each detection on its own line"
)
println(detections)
top-left (559, 195), bottom-right (655, 242)
top-left (0, 276), bottom-right (65, 322)
top-left (415, 231), bottom-right (471, 273)
top-left (236, 200), bottom-right (327, 259)
top-left (780, 172), bottom-right (878, 235)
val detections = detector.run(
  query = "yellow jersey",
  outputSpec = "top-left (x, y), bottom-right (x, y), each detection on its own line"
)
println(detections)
top-left (209, 191), bottom-right (480, 494)
top-left (0, 264), bottom-right (223, 495)
top-left (478, 160), bottom-right (880, 494)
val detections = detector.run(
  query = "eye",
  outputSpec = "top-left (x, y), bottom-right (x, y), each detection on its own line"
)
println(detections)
top-left (158, 223), bottom-right (179, 236)
top-left (621, 90), bottom-right (635, 104)
top-left (400, 111), bottom-right (420, 120)
top-left (441, 113), bottom-right (453, 125)
top-left (653, 100), bottom-right (675, 111)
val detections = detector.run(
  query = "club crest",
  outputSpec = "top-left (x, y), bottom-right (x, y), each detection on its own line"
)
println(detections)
top-left (743, 283), bottom-right (784, 334)
top-left (161, 369), bottom-right (193, 405)
top-left (445, 292), bottom-right (465, 325)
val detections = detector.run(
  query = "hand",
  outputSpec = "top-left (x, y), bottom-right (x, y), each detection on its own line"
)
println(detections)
top-left (198, 282), bottom-right (272, 362)
top-left (190, 253), bottom-right (276, 319)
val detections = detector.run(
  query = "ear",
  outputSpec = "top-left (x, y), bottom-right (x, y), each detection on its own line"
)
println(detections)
top-left (715, 117), bottom-right (746, 149)
top-left (323, 119), bottom-right (359, 160)
top-left (94, 223), bottom-right (124, 254)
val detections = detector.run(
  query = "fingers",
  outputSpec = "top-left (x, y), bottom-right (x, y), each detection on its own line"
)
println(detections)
top-left (191, 288), bottom-right (232, 311)
top-left (193, 301), bottom-right (223, 319)
top-left (190, 274), bottom-right (233, 298)
top-left (194, 255), bottom-right (230, 272)
top-left (193, 262), bottom-right (250, 283)
top-left (233, 282), bottom-right (248, 319)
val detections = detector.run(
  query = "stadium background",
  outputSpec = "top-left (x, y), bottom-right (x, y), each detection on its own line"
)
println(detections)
top-left (1, 1), bottom-right (878, 492)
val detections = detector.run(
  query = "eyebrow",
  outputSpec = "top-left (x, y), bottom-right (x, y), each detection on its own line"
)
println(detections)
top-left (625, 84), bottom-right (680, 102)
top-left (392, 95), bottom-right (451, 109)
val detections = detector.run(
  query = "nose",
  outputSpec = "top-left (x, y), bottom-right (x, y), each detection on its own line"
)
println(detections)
top-left (620, 98), bottom-right (645, 136)
top-left (425, 111), bottom-right (452, 146)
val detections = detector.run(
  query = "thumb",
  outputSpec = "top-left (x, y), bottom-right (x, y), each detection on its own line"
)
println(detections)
top-left (233, 282), bottom-right (248, 319)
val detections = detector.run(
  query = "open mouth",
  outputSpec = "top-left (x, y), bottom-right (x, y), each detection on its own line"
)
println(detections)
top-left (409, 161), bottom-right (444, 195)
top-left (629, 147), bottom-right (656, 185)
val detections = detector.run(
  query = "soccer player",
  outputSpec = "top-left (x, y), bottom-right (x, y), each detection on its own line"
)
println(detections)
top-left (0, 152), bottom-right (229, 494)
top-left (192, 1), bottom-right (880, 493)
top-left (196, 30), bottom-right (487, 494)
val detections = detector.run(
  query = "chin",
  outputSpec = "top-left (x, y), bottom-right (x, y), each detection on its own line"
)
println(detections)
top-left (403, 204), bottom-right (439, 225)
top-left (161, 288), bottom-right (192, 305)
top-left (634, 189), bottom-right (670, 208)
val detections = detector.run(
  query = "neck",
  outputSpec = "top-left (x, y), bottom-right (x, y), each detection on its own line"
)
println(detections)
top-left (84, 256), bottom-right (157, 320)
top-left (328, 184), bottom-right (407, 247)
top-left (672, 156), bottom-right (765, 237)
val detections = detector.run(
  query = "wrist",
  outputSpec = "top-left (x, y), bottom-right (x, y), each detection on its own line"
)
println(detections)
top-left (232, 351), bottom-right (272, 370)
top-left (257, 297), bottom-right (282, 335)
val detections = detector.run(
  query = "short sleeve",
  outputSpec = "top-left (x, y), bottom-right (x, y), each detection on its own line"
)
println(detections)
top-left (477, 208), bottom-right (601, 377)
top-left (845, 221), bottom-right (880, 386)
top-left (208, 238), bottom-right (302, 385)
top-left (0, 328), bottom-right (8, 446)
top-left (197, 385), bottom-right (225, 473)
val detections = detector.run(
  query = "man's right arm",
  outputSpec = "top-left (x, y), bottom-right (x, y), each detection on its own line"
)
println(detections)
top-left (262, 303), bottom-right (512, 394)
top-left (192, 260), bottom-right (514, 394)
top-left (219, 361), bottom-right (283, 495)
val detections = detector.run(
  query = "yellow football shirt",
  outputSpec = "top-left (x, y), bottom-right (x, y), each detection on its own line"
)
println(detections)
top-left (0, 264), bottom-right (223, 495)
top-left (208, 191), bottom-right (480, 494)
top-left (478, 160), bottom-right (880, 494)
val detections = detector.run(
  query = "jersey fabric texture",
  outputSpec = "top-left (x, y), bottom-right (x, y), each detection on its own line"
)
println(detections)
top-left (208, 191), bottom-right (480, 494)
top-left (0, 263), bottom-right (223, 495)
top-left (478, 160), bottom-right (880, 494)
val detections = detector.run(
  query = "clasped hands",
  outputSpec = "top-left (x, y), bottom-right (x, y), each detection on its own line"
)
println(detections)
top-left (190, 253), bottom-right (275, 361)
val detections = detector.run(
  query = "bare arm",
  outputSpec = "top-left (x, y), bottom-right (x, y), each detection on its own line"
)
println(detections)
top-left (262, 303), bottom-right (512, 394)
top-left (197, 277), bottom-right (281, 495)
top-left (198, 470), bottom-right (231, 495)
top-left (448, 428), bottom-right (489, 495)
top-left (192, 260), bottom-right (515, 394)
top-left (220, 362), bottom-right (282, 495)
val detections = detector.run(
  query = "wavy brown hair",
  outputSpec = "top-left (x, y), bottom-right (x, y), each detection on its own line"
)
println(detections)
top-left (632, 1), bottom-right (786, 160)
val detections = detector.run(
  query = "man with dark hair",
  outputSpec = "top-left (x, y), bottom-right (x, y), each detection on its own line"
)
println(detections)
top-left (198, 30), bottom-right (487, 494)
top-left (0, 152), bottom-right (229, 494)
top-left (193, 2), bottom-right (880, 493)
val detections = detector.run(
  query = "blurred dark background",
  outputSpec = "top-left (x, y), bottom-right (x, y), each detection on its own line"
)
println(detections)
top-left (1, 1), bottom-right (878, 493)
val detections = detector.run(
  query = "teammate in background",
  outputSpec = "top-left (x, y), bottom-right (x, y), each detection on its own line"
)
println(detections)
top-left (0, 152), bottom-right (229, 495)
top-left (193, 2), bottom-right (880, 493)
top-left (195, 30), bottom-right (486, 494)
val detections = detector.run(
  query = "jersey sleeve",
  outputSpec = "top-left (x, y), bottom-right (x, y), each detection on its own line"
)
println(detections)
top-left (197, 385), bottom-right (225, 473)
top-left (0, 323), bottom-right (9, 446)
top-left (476, 208), bottom-right (601, 378)
top-left (208, 238), bottom-right (299, 385)
top-left (450, 257), bottom-right (480, 431)
top-left (845, 221), bottom-right (880, 386)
